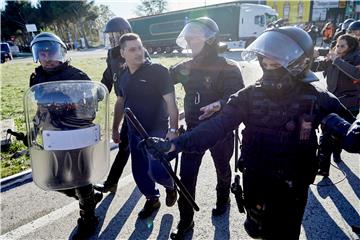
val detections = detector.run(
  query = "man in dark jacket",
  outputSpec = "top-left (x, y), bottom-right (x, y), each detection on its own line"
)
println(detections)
top-left (144, 27), bottom-right (355, 240)
top-left (29, 32), bottom-right (102, 240)
top-left (169, 17), bottom-right (244, 239)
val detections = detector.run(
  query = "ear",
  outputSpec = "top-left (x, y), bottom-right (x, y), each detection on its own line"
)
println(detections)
top-left (120, 48), bottom-right (125, 58)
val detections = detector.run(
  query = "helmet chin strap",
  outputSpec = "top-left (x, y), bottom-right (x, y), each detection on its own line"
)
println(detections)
top-left (260, 67), bottom-right (297, 95)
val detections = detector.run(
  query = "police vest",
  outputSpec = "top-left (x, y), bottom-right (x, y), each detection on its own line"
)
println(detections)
top-left (241, 85), bottom-right (319, 184)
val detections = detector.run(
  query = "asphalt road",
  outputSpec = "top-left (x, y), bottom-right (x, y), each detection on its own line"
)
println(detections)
top-left (1, 52), bottom-right (359, 240)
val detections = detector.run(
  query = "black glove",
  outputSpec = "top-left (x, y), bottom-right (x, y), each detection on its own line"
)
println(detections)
top-left (138, 137), bottom-right (172, 159)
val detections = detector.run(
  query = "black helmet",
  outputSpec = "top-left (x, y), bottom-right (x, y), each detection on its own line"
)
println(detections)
top-left (104, 17), bottom-right (132, 33)
top-left (347, 20), bottom-right (360, 32)
top-left (342, 19), bottom-right (355, 30)
top-left (30, 32), bottom-right (67, 63)
top-left (176, 16), bottom-right (219, 49)
top-left (242, 26), bottom-right (316, 82)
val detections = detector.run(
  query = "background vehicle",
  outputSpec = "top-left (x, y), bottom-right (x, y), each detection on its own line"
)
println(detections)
top-left (1, 42), bottom-right (13, 63)
top-left (129, 2), bottom-right (278, 54)
top-left (6, 41), bottom-right (20, 56)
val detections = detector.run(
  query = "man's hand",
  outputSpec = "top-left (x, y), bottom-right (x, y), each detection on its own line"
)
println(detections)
top-left (199, 101), bottom-right (221, 120)
top-left (112, 129), bottom-right (121, 143)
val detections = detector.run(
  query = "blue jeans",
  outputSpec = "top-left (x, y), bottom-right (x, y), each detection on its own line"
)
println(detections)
top-left (128, 127), bottom-right (174, 199)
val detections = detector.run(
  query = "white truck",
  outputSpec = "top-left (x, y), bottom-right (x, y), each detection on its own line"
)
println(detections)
top-left (129, 2), bottom-right (278, 53)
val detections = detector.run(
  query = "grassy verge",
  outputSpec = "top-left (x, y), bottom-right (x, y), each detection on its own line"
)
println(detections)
top-left (0, 53), bottom-right (186, 178)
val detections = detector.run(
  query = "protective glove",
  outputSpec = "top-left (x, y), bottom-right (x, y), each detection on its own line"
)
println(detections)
top-left (138, 137), bottom-right (172, 159)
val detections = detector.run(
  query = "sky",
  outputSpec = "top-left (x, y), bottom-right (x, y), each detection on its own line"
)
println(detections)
top-left (94, 0), bottom-right (239, 19)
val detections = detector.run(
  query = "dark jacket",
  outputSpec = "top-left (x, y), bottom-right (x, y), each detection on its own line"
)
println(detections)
top-left (173, 81), bottom-right (354, 184)
top-left (170, 48), bottom-right (244, 127)
top-left (324, 49), bottom-right (360, 110)
top-left (30, 62), bottom-right (90, 87)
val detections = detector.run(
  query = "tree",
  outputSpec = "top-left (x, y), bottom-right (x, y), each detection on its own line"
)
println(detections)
top-left (94, 5), bottom-right (115, 32)
top-left (136, 0), bottom-right (167, 16)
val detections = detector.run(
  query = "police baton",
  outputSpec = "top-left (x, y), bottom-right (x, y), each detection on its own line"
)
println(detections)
top-left (125, 108), bottom-right (199, 211)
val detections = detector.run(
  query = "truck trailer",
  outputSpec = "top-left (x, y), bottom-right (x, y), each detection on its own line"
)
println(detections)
top-left (129, 2), bottom-right (278, 54)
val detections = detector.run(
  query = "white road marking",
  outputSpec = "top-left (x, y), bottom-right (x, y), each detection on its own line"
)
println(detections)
top-left (0, 174), bottom-right (134, 240)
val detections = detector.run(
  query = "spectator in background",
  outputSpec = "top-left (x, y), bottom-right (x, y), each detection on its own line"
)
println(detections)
top-left (321, 22), bottom-right (335, 47)
top-left (307, 24), bottom-right (318, 46)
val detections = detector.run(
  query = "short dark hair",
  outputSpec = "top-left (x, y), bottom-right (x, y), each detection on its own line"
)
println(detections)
top-left (119, 33), bottom-right (141, 49)
top-left (338, 34), bottom-right (359, 53)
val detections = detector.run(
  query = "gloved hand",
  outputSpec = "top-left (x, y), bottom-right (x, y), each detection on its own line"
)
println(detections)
top-left (138, 137), bottom-right (173, 159)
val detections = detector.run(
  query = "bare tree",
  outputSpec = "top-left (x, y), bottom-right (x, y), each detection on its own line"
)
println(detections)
top-left (136, 0), bottom-right (167, 16)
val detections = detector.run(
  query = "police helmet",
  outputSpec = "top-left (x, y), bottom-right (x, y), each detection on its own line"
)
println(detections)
top-left (347, 20), bottom-right (360, 32)
top-left (104, 17), bottom-right (132, 33)
top-left (342, 19), bottom-right (355, 30)
top-left (176, 17), bottom-right (220, 49)
top-left (242, 26), bottom-right (316, 81)
top-left (30, 32), bottom-right (67, 63)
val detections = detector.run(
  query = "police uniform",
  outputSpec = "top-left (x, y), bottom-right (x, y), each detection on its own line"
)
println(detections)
top-left (29, 61), bottom-right (101, 236)
top-left (170, 48), bottom-right (244, 225)
top-left (148, 26), bottom-right (355, 239)
top-left (172, 76), bottom-right (354, 239)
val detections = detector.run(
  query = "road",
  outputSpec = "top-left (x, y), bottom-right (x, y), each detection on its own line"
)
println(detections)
top-left (1, 52), bottom-right (359, 240)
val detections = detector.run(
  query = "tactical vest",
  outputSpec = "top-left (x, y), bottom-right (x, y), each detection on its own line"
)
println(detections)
top-left (241, 85), bottom-right (320, 184)
top-left (179, 57), bottom-right (228, 127)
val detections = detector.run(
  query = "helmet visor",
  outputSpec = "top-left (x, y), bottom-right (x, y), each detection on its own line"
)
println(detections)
top-left (242, 31), bottom-right (305, 70)
top-left (176, 22), bottom-right (217, 49)
top-left (32, 41), bottom-right (66, 63)
top-left (105, 31), bottom-right (130, 48)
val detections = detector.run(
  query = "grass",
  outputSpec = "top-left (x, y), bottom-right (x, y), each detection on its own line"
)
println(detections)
top-left (0, 53), bottom-right (186, 178)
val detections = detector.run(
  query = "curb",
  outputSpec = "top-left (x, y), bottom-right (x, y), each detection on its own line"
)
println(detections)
top-left (1, 111), bottom-right (185, 191)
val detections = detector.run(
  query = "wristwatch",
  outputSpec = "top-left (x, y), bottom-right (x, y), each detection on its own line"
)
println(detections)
top-left (169, 128), bottom-right (178, 133)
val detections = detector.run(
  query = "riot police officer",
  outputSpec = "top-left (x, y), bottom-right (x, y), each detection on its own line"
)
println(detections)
top-left (347, 20), bottom-right (360, 40)
top-left (30, 32), bottom-right (103, 239)
top-left (169, 17), bottom-right (244, 239)
top-left (144, 26), bottom-right (355, 239)
top-left (95, 17), bottom-right (151, 193)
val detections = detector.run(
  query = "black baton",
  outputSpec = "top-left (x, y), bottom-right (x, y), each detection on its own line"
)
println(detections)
top-left (125, 108), bottom-right (199, 211)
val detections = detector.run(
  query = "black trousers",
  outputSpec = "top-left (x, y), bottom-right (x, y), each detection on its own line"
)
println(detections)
top-left (243, 170), bottom-right (309, 240)
top-left (104, 123), bottom-right (131, 186)
top-left (58, 184), bottom-right (96, 218)
top-left (177, 132), bottom-right (234, 223)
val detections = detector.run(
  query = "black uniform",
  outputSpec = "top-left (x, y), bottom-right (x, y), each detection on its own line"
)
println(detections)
top-left (170, 46), bottom-right (244, 225)
top-left (172, 79), bottom-right (354, 239)
top-left (29, 62), bottom-right (99, 230)
top-left (100, 46), bottom-right (130, 188)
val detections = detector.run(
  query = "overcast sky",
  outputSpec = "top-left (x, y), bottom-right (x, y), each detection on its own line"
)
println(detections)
top-left (94, 0), bottom-right (240, 19)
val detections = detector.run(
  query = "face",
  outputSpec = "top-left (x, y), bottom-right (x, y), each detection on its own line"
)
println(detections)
top-left (120, 39), bottom-right (145, 68)
top-left (185, 35), bottom-right (205, 57)
top-left (335, 39), bottom-right (349, 56)
top-left (261, 57), bottom-right (282, 70)
top-left (39, 51), bottom-right (61, 69)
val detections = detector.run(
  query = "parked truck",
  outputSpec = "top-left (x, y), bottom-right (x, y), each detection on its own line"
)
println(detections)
top-left (129, 2), bottom-right (278, 54)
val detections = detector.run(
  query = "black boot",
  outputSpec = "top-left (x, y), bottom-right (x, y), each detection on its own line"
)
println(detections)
top-left (212, 196), bottom-right (230, 216)
top-left (166, 188), bottom-right (177, 207)
top-left (72, 214), bottom-right (99, 240)
top-left (138, 198), bottom-right (161, 219)
top-left (333, 151), bottom-right (342, 163)
top-left (170, 220), bottom-right (194, 240)
top-left (94, 183), bottom-right (118, 193)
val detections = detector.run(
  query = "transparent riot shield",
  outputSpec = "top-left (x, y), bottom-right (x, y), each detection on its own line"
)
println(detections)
top-left (24, 81), bottom-right (110, 191)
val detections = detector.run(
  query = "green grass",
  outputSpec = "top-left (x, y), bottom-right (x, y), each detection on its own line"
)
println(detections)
top-left (0, 53), bottom-right (186, 178)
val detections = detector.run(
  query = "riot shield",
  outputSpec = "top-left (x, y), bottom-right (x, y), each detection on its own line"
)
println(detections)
top-left (24, 80), bottom-right (110, 191)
